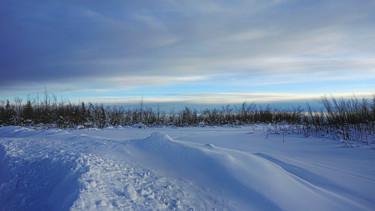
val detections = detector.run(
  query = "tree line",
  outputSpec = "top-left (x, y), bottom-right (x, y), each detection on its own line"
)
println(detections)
top-left (0, 98), bottom-right (304, 128)
top-left (0, 95), bottom-right (374, 144)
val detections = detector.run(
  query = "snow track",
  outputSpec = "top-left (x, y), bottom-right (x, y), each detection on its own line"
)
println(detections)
top-left (0, 126), bottom-right (374, 210)
top-left (71, 152), bottom-right (221, 210)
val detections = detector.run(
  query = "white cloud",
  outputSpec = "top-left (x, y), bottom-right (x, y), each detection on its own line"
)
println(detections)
top-left (106, 75), bottom-right (209, 88)
top-left (1, 0), bottom-right (374, 101)
top-left (84, 92), bottom-right (375, 105)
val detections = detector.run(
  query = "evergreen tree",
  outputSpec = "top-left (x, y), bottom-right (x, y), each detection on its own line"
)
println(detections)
top-left (4, 100), bottom-right (16, 125)
top-left (80, 102), bottom-right (87, 124)
top-left (99, 106), bottom-right (106, 128)
top-left (22, 100), bottom-right (34, 123)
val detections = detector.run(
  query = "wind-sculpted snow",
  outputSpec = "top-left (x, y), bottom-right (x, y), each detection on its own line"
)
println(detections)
top-left (0, 126), bottom-right (374, 210)
top-left (131, 132), bottom-right (371, 210)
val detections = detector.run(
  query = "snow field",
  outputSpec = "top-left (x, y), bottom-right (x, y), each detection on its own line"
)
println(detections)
top-left (0, 126), bottom-right (374, 210)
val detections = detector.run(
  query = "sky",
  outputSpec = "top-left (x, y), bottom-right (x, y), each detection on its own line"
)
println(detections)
top-left (1, 0), bottom-right (374, 107)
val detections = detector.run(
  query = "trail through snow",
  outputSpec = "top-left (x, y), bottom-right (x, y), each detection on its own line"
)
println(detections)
top-left (0, 126), bottom-right (374, 210)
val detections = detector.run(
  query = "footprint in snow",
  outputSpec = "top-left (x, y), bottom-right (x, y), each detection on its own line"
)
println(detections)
top-left (124, 184), bottom-right (137, 201)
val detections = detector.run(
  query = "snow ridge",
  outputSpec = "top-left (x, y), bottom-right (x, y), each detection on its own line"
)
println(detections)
top-left (131, 132), bottom-right (370, 210)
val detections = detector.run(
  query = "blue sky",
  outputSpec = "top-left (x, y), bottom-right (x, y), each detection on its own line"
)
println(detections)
top-left (1, 0), bottom-right (374, 105)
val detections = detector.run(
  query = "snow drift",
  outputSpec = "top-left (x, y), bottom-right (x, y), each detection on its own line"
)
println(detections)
top-left (131, 132), bottom-right (370, 210)
top-left (0, 126), bottom-right (374, 210)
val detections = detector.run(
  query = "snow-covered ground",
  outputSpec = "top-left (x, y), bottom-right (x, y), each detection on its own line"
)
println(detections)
top-left (0, 125), bottom-right (374, 211)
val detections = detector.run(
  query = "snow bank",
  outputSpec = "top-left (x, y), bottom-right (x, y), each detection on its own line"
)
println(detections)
top-left (0, 141), bottom-right (87, 210)
top-left (132, 132), bottom-right (370, 210)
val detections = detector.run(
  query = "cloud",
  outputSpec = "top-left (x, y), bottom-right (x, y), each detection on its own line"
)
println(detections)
top-left (106, 75), bottom-right (209, 89)
top-left (81, 91), bottom-right (375, 105)
top-left (0, 0), bottom-right (374, 98)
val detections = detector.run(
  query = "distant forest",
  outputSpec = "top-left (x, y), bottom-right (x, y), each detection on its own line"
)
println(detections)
top-left (1, 94), bottom-right (374, 144)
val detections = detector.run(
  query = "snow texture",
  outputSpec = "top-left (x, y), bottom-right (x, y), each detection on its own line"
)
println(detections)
top-left (0, 126), bottom-right (374, 210)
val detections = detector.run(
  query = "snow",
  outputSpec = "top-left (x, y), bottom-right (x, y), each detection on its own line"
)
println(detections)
top-left (0, 125), bottom-right (374, 210)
